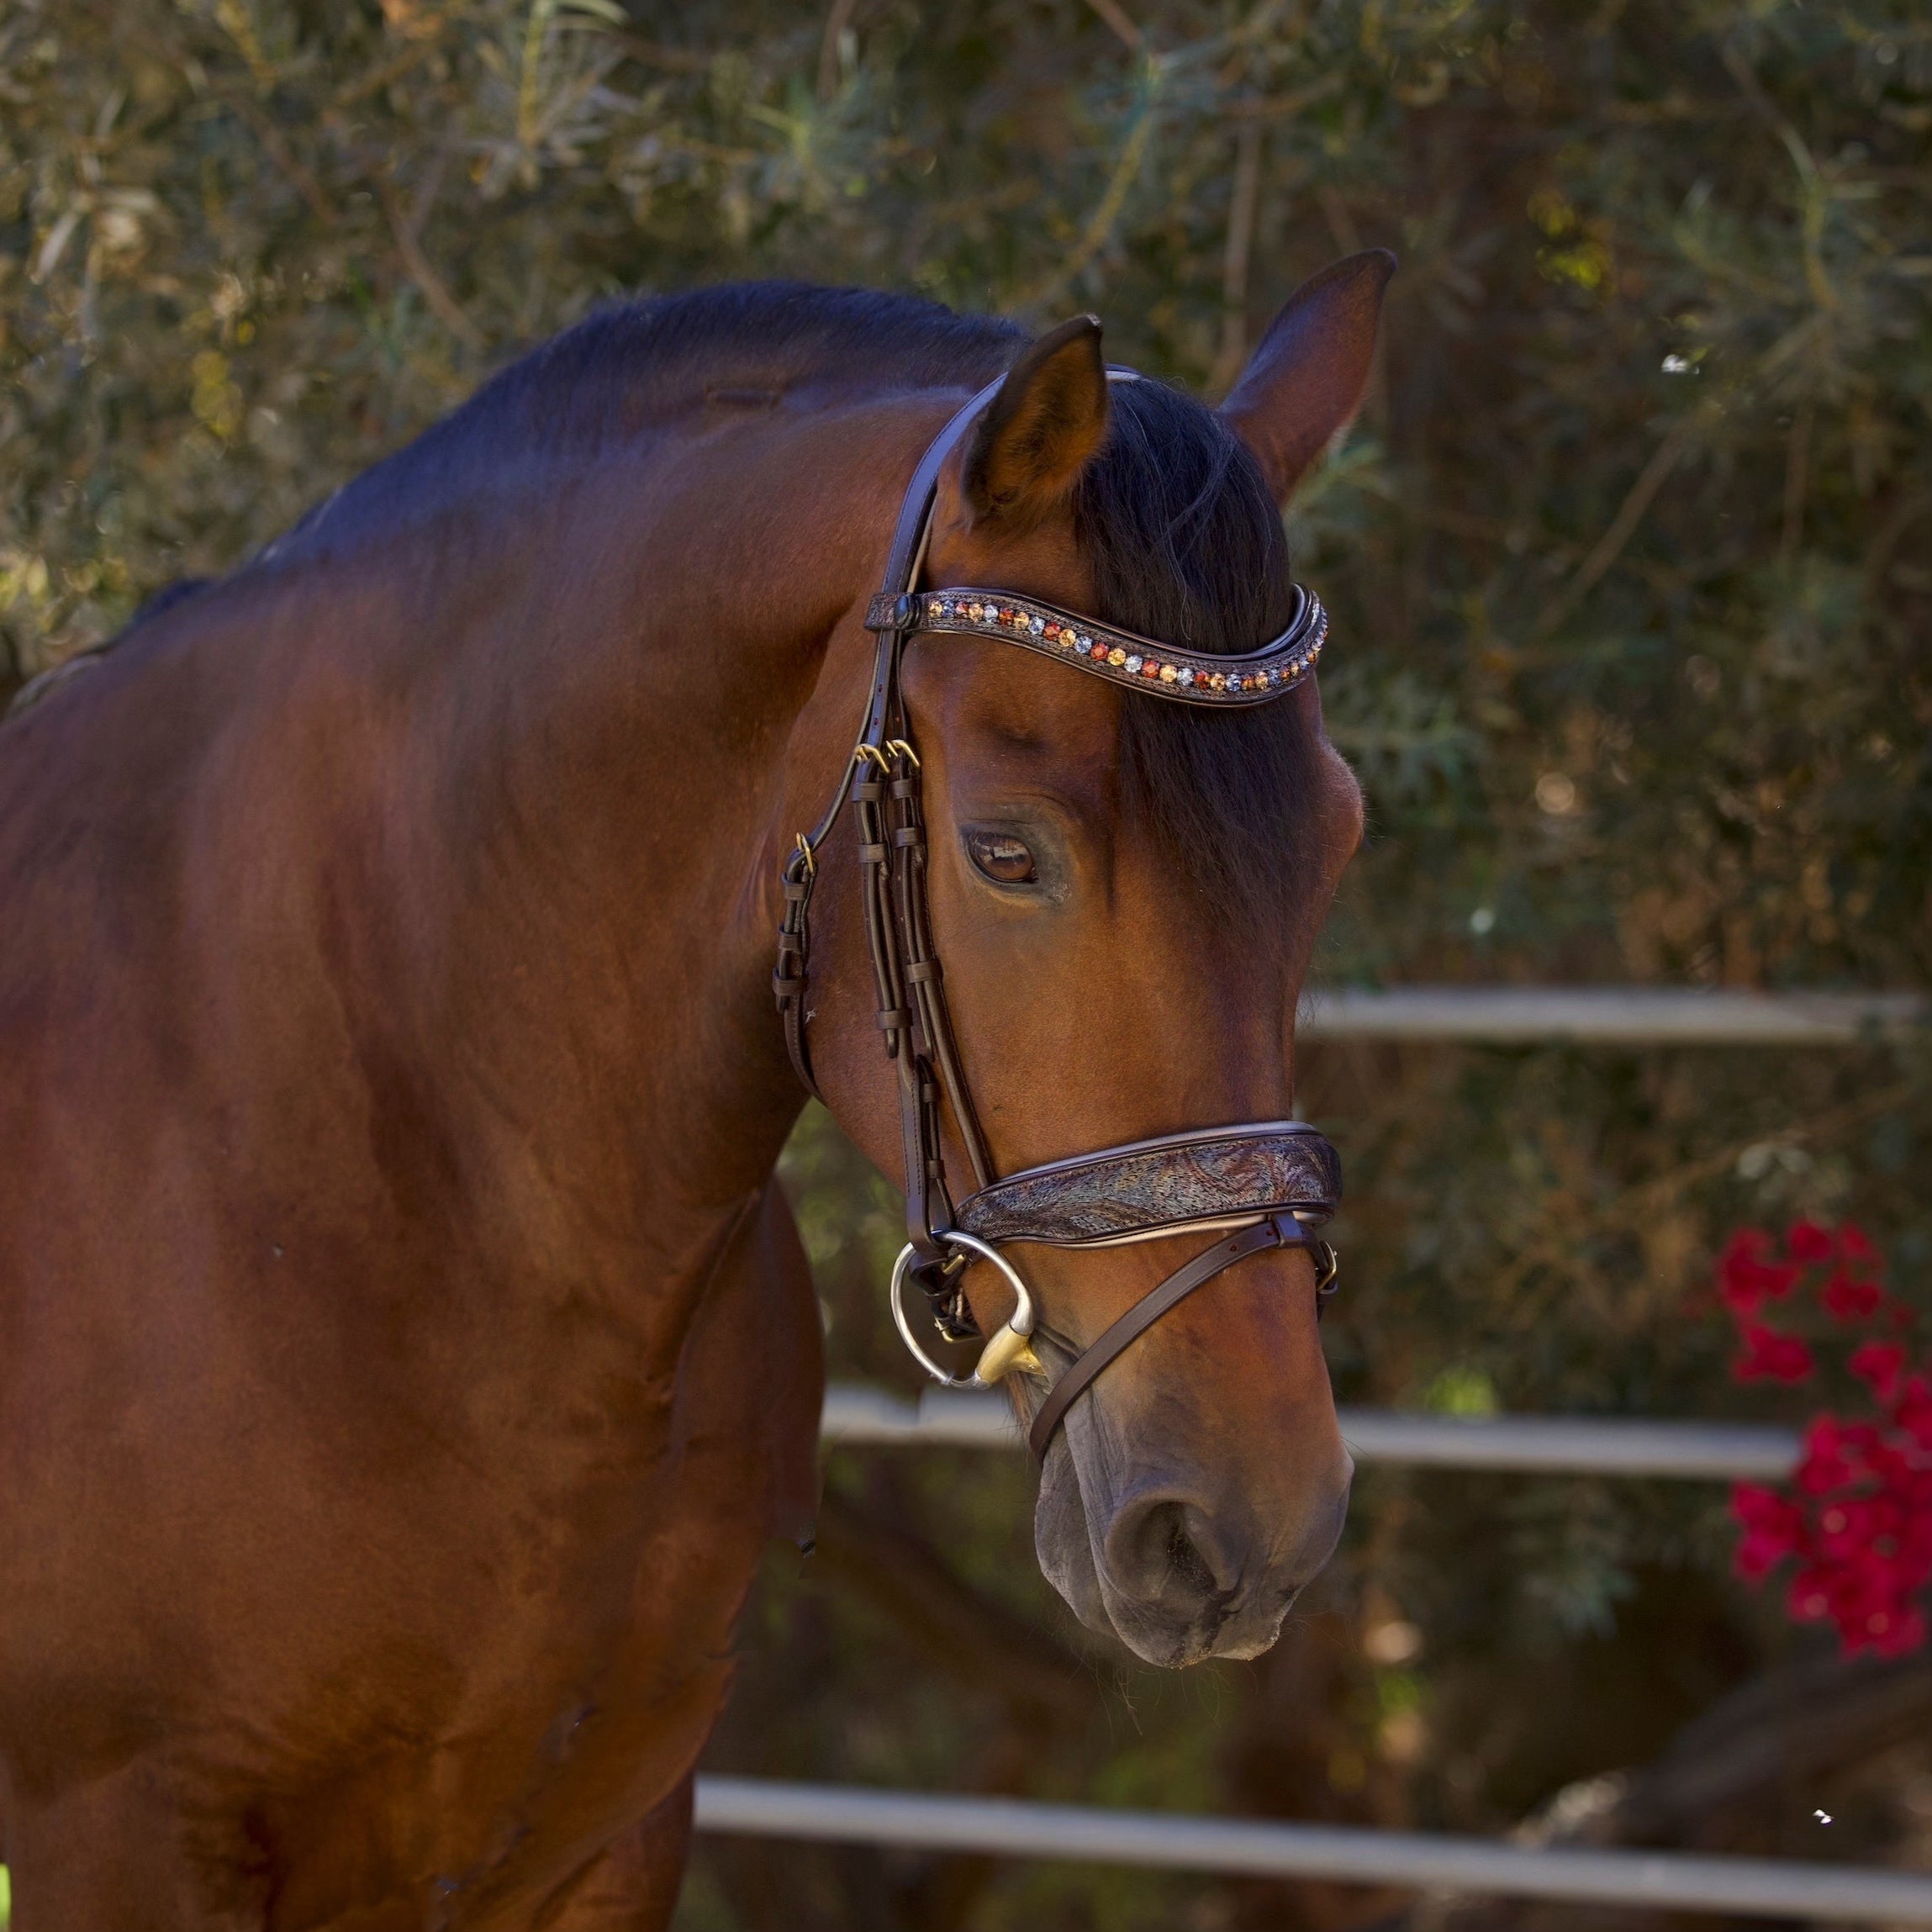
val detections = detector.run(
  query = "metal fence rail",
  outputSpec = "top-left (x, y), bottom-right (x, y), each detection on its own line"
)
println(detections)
top-left (1294, 985), bottom-right (1924, 1045)
top-left (693, 1778), bottom-right (1932, 1924)
top-left (821, 1385), bottom-right (1802, 1480)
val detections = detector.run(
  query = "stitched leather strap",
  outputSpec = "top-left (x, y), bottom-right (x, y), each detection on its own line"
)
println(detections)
top-left (958, 1122), bottom-right (1338, 1247)
top-left (773, 845), bottom-right (822, 1098)
top-left (772, 378), bottom-right (1006, 1144)
top-left (853, 383), bottom-right (1009, 1321)
top-left (1027, 1212), bottom-right (1317, 1460)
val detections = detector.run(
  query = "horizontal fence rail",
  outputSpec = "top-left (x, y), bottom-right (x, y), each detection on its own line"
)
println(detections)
top-left (693, 1779), bottom-right (1932, 1924)
top-left (1294, 985), bottom-right (1925, 1046)
top-left (821, 1386), bottom-right (1801, 1480)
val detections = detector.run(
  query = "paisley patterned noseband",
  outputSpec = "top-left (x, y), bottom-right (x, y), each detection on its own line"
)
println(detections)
top-left (773, 370), bottom-right (1341, 1461)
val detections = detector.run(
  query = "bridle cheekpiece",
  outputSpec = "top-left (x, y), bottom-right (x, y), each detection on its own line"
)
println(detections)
top-left (773, 371), bottom-right (1342, 1462)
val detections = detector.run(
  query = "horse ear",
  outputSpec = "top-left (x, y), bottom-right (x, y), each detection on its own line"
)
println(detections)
top-left (1219, 251), bottom-right (1396, 503)
top-left (962, 314), bottom-right (1109, 526)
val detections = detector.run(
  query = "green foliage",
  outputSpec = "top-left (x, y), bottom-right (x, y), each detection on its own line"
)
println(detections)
top-left (6, 0), bottom-right (1932, 1924)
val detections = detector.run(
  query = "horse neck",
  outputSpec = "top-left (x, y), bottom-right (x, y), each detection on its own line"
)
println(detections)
top-left (256, 396), bottom-right (933, 1236)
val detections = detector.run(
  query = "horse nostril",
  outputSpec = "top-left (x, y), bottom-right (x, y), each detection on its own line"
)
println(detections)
top-left (1108, 1496), bottom-right (1231, 1606)
top-left (1092, 1475), bottom-right (1350, 1663)
top-left (1165, 1513), bottom-right (1217, 1596)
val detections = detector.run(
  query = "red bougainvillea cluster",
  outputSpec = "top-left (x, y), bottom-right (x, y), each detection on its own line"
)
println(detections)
top-left (1715, 1222), bottom-right (1932, 1659)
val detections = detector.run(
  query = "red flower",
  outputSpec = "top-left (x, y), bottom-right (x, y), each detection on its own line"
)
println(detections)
top-left (1874, 1607), bottom-right (1929, 1660)
top-left (1898, 1378), bottom-right (1932, 1454)
top-left (1850, 1342), bottom-right (1907, 1402)
top-left (1788, 1565), bottom-right (1834, 1623)
top-left (1715, 1228), bottom-right (1800, 1321)
top-left (1821, 1267), bottom-right (1884, 1322)
top-left (1796, 1417), bottom-right (1855, 1493)
top-left (1717, 1220), bottom-right (1929, 1660)
top-left (1732, 1484), bottom-right (1807, 1578)
top-left (1789, 1221), bottom-right (1835, 1264)
top-left (1817, 1546), bottom-right (1926, 1659)
top-left (1718, 1229), bottom-right (1801, 1314)
top-left (1837, 1222), bottom-right (1879, 1264)
top-left (1734, 1324), bottom-right (1815, 1386)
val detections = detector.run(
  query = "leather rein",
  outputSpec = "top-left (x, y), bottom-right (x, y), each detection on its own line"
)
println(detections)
top-left (773, 373), bottom-right (1341, 1462)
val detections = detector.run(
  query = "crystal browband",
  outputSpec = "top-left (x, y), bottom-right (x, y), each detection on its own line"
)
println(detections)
top-left (863, 583), bottom-right (1328, 705)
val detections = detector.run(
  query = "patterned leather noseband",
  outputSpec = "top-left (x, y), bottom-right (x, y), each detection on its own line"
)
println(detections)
top-left (773, 372), bottom-right (1341, 1461)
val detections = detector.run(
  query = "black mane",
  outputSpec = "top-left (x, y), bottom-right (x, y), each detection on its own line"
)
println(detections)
top-left (290, 281), bottom-right (1323, 932)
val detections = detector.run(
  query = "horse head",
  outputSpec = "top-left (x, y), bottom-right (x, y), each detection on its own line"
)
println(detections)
top-left (796, 255), bottom-right (1393, 1668)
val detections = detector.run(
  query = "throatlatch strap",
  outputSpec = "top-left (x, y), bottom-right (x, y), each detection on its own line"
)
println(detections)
top-left (1027, 1213), bottom-right (1317, 1461)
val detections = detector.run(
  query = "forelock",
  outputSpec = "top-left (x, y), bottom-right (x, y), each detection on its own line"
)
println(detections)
top-left (1073, 378), bottom-right (1328, 940)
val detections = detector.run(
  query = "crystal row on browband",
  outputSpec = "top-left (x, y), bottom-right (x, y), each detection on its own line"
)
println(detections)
top-left (863, 584), bottom-right (1328, 705)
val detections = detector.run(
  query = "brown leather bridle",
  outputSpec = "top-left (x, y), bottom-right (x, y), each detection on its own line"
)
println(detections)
top-left (773, 373), bottom-right (1341, 1462)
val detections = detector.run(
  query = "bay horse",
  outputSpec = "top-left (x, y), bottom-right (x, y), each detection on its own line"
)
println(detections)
top-left (0, 256), bottom-right (1391, 1928)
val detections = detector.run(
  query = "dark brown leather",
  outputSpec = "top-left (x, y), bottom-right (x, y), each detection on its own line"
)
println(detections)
top-left (1027, 1212), bottom-right (1326, 1460)
top-left (957, 1122), bottom-right (1338, 1247)
top-left (772, 377), bottom-right (1007, 1121)
top-left (773, 845), bottom-right (821, 1098)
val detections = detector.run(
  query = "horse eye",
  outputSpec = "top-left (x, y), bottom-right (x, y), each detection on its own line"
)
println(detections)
top-left (965, 830), bottom-right (1038, 885)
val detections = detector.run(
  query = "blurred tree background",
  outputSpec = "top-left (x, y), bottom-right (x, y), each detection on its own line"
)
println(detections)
top-left (5, 0), bottom-right (1932, 1926)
